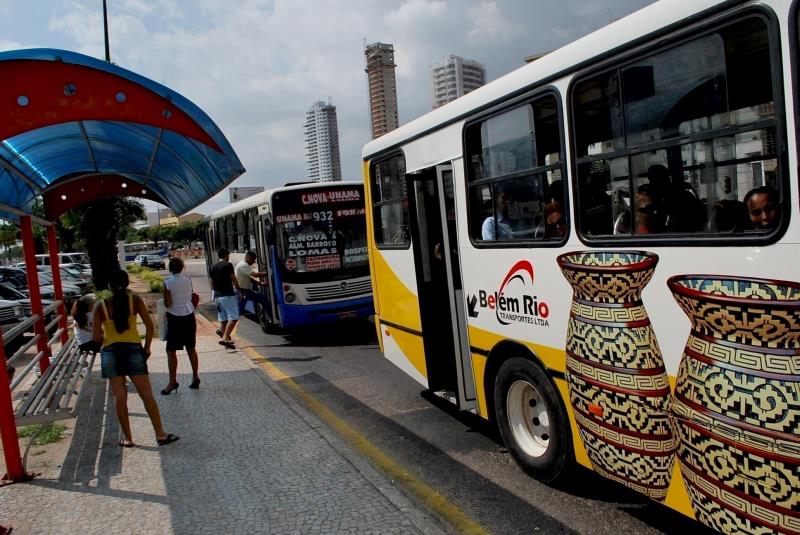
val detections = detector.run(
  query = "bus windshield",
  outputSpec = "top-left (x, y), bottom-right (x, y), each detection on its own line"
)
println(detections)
top-left (273, 186), bottom-right (368, 280)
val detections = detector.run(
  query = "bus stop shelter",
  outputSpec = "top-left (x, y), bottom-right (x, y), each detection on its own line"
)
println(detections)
top-left (0, 48), bottom-right (244, 481)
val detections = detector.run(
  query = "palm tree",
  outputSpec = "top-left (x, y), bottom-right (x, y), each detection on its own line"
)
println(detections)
top-left (74, 198), bottom-right (146, 290)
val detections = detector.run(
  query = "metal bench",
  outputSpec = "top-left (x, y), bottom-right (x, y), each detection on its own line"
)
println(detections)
top-left (6, 301), bottom-right (97, 426)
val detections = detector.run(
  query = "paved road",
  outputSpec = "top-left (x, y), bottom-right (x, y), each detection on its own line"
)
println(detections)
top-left (188, 259), bottom-right (714, 535)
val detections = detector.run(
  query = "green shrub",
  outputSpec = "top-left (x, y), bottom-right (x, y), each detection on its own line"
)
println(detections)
top-left (139, 270), bottom-right (164, 293)
top-left (95, 289), bottom-right (112, 301)
top-left (17, 423), bottom-right (67, 445)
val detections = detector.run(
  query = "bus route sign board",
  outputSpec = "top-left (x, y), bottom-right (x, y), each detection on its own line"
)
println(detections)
top-left (306, 254), bottom-right (341, 272)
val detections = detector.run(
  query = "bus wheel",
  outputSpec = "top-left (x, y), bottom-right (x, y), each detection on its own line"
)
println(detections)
top-left (494, 357), bottom-right (571, 483)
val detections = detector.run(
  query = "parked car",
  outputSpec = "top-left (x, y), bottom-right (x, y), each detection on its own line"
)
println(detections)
top-left (0, 298), bottom-right (25, 356)
top-left (4, 266), bottom-right (81, 305)
top-left (0, 282), bottom-right (57, 340)
top-left (133, 254), bottom-right (167, 270)
top-left (35, 252), bottom-right (91, 269)
top-left (37, 266), bottom-right (93, 295)
top-left (60, 262), bottom-right (92, 277)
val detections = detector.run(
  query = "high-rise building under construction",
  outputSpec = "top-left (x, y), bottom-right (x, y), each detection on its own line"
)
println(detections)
top-left (364, 42), bottom-right (399, 139)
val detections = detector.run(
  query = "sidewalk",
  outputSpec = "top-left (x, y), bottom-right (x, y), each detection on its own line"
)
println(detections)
top-left (0, 313), bottom-right (447, 534)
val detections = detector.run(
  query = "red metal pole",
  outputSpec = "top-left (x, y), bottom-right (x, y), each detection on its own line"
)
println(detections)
top-left (20, 216), bottom-right (51, 373)
top-left (0, 314), bottom-right (25, 481)
top-left (47, 226), bottom-right (69, 344)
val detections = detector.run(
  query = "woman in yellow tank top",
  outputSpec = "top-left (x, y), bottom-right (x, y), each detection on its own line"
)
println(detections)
top-left (92, 270), bottom-right (179, 447)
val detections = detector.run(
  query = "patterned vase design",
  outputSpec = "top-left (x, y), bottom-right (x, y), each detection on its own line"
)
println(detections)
top-left (557, 251), bottom-right (676, 501)
top-left (668, 275), bottom-right (800, 535)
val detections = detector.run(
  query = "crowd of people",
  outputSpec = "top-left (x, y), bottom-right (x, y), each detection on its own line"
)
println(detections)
top-left (67, 249), bottom-right (273, 447)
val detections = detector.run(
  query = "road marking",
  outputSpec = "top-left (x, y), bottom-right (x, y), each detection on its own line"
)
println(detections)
top-left (244, 346), bottom-right (488, 535)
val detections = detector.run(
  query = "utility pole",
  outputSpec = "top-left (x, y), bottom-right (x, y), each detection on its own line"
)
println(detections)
top-left (103, 0), bottom-right (111, 62)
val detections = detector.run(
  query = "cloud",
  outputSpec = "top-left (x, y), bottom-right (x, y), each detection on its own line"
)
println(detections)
top-left (4, 0), bottom-right (655, 215)
top-left (466, 2), bottom-right (524, 44)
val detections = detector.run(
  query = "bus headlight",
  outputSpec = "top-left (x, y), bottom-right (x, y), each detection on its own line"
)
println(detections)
top-left (285, 292), bottom-right (296, 304)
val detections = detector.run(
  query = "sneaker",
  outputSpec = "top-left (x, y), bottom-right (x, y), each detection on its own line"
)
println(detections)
top-left (215, 328), bottom-right (223, 338)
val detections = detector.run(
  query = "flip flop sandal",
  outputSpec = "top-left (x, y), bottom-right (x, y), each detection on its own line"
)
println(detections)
top-left (119, 440), bottom-right (135, 448)
top-left (157, 434), bottom-right (180, 446)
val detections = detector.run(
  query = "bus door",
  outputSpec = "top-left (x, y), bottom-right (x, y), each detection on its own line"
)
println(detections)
top-left (407, 163), bottom-right (476, 410)
top-left (257, 211), bottom-right (280, 325)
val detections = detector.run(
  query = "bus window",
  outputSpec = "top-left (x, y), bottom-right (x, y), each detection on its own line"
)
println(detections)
top-left (466, 94), bottom-right (566, 243)
top-left (371, 154), bottom-right (410, 248)
top-left (573, 16), bottom-right (783, 240)
top-left (235, 212), bottom-right (245, 252)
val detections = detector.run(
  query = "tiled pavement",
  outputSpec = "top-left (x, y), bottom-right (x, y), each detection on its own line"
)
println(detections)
top-left (0, 316), bottom-right (447, 534)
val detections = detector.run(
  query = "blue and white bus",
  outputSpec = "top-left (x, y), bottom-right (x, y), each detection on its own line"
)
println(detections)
top-left (204, 181), bottom-right (373, 331)
top-left (122, 241), bottom-right (169, 262)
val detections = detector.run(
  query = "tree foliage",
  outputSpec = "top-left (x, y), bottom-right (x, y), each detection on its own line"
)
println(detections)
top-left (125, 220), bottom-right (205, 247)
top-left (73, 198), bottom-right (146, 290)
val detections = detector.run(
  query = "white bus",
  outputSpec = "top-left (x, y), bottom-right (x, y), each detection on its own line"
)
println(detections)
top-left (362, 2), bottom-right (799, 534)
top-left (122, 241), bottom-right (169, 262)
top-left (204, 181), bottom-right (373, 330)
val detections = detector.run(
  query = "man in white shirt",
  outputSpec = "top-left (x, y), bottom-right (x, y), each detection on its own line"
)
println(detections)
top-left (235, 251), bottom-right (271, 318)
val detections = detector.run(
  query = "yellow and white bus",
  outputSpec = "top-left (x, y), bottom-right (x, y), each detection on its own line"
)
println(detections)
top-left (362, 1), bottom-right (800, 533)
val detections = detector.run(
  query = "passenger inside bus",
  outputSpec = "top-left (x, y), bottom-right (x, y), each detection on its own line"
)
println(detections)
top-left (481, 188), bottom-right (513, 240)
top-left (543, 202), bottom-right (566, 238)
top-left (744, 185), bottom-right (780, 230)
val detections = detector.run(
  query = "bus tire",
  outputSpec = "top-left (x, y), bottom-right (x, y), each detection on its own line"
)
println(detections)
top-left (494, 357), bottom-right (572, 483)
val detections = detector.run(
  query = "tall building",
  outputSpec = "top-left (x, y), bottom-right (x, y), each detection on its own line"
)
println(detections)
top-left (430, 55), bottom-right (486, 109)
top-left (364, 42), bottom-right (399, 139)
top-left (304, 100), bottom-right (342, 182)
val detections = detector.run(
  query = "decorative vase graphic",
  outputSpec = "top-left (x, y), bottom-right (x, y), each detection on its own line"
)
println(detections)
top-left (668, 275), bottom-right (800, 535)
top-left (557, 251), bottom-right (676, 501)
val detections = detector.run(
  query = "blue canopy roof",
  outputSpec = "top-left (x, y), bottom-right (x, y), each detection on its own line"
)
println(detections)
top-left (0, 48), bottom-right (245, 222)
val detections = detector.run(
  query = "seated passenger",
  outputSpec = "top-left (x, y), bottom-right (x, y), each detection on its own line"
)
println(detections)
top-left (711, 199), bottom-right (750, 232)
top-left (543, 202), bottom-right (566, 238)
top-left (744, 186), bottom-right (780, 230)
top-left (482, 189), bottom-right (513, 240)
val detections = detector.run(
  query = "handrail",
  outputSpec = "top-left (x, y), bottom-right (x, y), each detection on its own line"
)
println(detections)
top-left (10, 351), bottom-right (45, 391)
top-left (45, 316), bottom-right (61, 333)
top-left (3, 315), bottom-right (40, 344)
top-left (46, 328), bottom-right (65, 347)
top-left (43, 300), bottom-right (62, 316)
top-left (6, 334), bottom-right (40, 367)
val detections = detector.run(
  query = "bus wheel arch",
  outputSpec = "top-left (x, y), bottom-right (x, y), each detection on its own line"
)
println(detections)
top-left (485, 341), bottom-right (573, 483)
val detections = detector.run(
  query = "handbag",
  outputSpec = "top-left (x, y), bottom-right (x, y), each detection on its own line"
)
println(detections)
top-left (187, 274), bottom-right (200, 309)
top-left (156, 299), bottom-right (168, 341)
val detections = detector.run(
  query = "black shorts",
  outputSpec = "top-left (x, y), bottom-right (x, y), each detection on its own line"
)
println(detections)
top-left (165, 312), bottom-right (197, 351)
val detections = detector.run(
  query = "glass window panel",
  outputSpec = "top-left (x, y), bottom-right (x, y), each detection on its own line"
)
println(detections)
top-left (573, 71), bottom-right (624, 157)
top-left (377, 202), bottom-right (409, 245)
top-left (472, 174), bottom-right (557, 242)
top-left (623, 34), bottom-right (728, 146)
top-left (533, 96), bottom-right (561, 167)
top-left (478, 105), bottom-right (534, 179)
top-left (577, 157), bottom-right (629, 236)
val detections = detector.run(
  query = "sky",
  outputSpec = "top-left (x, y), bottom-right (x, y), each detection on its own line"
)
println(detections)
top-left (1, 0), bottom-right (655, 216)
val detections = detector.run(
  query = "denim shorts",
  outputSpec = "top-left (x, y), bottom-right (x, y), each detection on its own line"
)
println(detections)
top-left (216, 295), bottom-right (240, 322)
top-left (101, 342), bottom-right (149, 378)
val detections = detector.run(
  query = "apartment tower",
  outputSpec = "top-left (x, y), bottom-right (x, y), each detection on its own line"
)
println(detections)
top-left (364, 42), bottom-right (399, 139)
top-left (304, 100), bottom-right (342, 182)
top-left (430, 55), bottom-right (486, 109)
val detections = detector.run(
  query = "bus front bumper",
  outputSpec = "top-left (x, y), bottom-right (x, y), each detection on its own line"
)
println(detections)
top-left (278, 296), bottom-right (374, 328)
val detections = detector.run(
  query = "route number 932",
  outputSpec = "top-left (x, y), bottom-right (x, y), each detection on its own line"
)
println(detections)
top-left (312, 210), bottom-right (334, 222)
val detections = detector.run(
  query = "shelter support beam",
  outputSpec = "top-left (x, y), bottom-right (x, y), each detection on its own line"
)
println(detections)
top-left (20, 216), bottom-right (51, 373)
top-left (0, 328), bottom-right (25, 481)
top-left (47, 226), bottom-right (69, 344)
